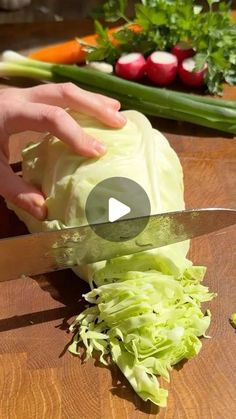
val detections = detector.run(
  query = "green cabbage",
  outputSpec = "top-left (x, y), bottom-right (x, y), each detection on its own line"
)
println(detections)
top-left (12, 110), bottom-right (215, 407)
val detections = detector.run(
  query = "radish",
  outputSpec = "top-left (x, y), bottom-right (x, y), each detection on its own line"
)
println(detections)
top-left (146, 51), bottom-right (178, 86)
top-left (115, 53), bottom-right (146, 80)
top-left (179, 57), bottom-right (208, 88)
top-left (171, 42), bottom-right (195, 64)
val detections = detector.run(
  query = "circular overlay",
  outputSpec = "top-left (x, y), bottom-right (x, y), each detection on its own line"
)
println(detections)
top-left (85, 177), bottom-right (151, 242)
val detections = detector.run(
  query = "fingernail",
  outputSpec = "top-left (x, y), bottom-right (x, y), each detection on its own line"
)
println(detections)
top-left (116, 112), bottom-right (127, 124)
top-left (112, 100), bottom-right (121, 110)
top-left (34, 200), bottom-right (47, 220)
top-left (93, 141), bottom-right (107, 156)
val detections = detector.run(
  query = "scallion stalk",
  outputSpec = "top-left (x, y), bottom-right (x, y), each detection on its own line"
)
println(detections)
top-left (77, 82), bottom-right (236, 133)
top-left (0, 62), bottom-right (53, 81)
top-left (2, 51), bottom-right (236, 135)
top-left (177, 91), bottom-right (236, 110)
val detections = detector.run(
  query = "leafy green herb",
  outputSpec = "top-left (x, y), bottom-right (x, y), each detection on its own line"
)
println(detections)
top-left (91, 0), bottom-right (129, 22)
top-left (89, 0), bottom-right (236, 94)
top-left (87, 21), bottom-right (119, 62)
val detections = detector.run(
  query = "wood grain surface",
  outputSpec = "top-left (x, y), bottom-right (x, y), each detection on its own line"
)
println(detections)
top-left (0, 23), bottom-right (236, 419)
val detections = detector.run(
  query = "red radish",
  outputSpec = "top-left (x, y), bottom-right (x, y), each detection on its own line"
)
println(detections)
top-left (115, 53), bottom-right (146, 80)
top-left (146, 51), bottom-right (178, 86)
top-left (171, 42), bottom-right (195, 64)
top-left (179, 57), bottom-right (208, 88)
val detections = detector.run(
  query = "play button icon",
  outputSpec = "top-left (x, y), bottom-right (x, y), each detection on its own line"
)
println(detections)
top-left (85, 177), bottom-right (151, 242)
top-left (108, 198), bottom-right (130, 222)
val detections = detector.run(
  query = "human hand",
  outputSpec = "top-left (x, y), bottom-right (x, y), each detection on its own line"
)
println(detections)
top-left (0, 83), bottom-right (126, 220)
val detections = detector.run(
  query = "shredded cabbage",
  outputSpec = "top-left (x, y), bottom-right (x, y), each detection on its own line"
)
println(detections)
top-left (11, 110), bottom-right (216, 407)
top-left (69, 265), bottom-right (214, 407)
top-left (230, 313), bottom-right (236, 328)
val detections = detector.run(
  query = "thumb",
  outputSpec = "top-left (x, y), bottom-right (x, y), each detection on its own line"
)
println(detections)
top-left (0, 161), bottom-right (47, 220)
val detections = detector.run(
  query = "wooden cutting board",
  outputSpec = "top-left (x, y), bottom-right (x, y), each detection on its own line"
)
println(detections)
top-left (0, 57), bottom-right (236, 419)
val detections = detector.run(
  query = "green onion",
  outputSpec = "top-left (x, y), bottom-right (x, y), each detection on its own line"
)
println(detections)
top-left (2, 50), bottom-right (236, 135)
top-left (0, 62), bottom-right (53, 81)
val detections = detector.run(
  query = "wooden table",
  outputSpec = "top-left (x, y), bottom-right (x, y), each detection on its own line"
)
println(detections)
top-left (0, 21), bottom-right (236, 419)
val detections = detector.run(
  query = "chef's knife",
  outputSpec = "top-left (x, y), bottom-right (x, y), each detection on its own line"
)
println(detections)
top-left (0, 208), bottom-right (236, 281)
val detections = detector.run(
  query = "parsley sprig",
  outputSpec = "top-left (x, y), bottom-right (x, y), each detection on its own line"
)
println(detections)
top-left (89, 0), bottom-right (236, 94)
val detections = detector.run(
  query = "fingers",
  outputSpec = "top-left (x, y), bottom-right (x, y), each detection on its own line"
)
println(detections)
top-left (23, 83), bottom-right (127, 127)
top-left (0, 158), bottom-right (46, 220)
top-left (0, 83), bottom-right (127, 221)
top-left (2, 101), bottom-right (107, 157)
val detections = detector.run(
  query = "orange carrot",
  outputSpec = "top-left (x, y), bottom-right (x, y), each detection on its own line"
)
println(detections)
top-left (29, 39), bottom-right (85, 64)
top-left (28, 24), bottom-right (142, 64)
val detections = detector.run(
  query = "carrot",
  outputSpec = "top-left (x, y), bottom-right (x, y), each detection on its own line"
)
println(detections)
top-left (29, 40), bottom-right (85, 64)
top-left (28, 24), bottom-right (142, 64)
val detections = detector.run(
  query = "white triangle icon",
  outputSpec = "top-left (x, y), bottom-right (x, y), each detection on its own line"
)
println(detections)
top-left (108, 197), bottom-right (131, 223)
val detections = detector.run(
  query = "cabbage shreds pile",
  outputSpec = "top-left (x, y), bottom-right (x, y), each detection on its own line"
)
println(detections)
top-left (230, 313), bottom-right (236, 328)
top-left (69, 265), bottom-right (215, 407)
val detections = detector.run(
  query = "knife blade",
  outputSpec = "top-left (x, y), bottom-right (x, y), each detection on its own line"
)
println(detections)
top-left (0, 208), bottom-right (236, 282)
